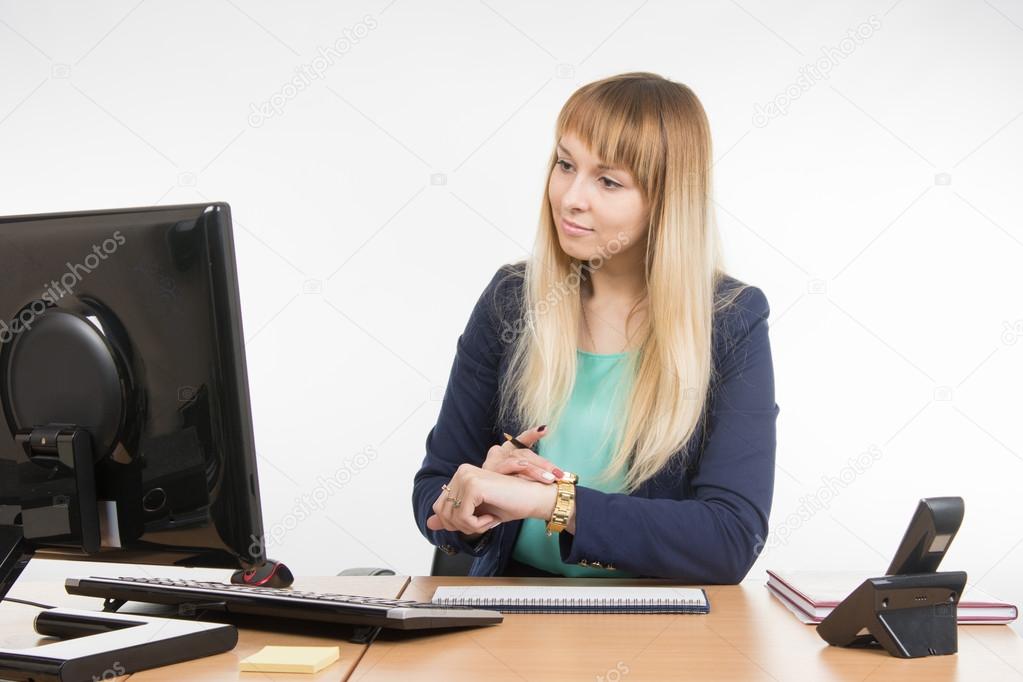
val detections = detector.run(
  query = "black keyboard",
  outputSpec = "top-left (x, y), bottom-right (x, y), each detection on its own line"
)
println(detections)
top-left (65, 576), bottom-right (503, 630)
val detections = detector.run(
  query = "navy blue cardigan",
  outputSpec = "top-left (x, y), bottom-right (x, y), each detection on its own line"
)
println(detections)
top-left (412, 263), bottom-right (779, 582)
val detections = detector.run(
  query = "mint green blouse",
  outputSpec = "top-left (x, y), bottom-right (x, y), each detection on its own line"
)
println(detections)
top-left (511, 349), bottom-right (641, 577)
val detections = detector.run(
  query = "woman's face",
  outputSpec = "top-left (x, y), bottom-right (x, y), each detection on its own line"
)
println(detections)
top-left (548, 132), bottom-right (648, 262)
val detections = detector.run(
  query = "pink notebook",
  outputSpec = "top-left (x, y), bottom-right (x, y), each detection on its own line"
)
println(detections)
top-left (767, 569), bottom-right (1018, 625)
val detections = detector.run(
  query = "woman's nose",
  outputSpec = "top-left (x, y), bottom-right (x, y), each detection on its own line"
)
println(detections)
top-left (562, 177), bottom-right (589, 211)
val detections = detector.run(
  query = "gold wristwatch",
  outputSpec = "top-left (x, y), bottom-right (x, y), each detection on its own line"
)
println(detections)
top-left (545, 471), bottom-right (578, 536)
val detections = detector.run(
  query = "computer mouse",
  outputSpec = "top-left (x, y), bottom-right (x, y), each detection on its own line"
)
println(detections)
top-left (231, 559), bottom-right (295, 588)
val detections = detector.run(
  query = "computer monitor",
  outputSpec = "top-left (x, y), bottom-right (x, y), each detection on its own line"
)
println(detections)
top-left (0, 202), bottom-right (273, 601)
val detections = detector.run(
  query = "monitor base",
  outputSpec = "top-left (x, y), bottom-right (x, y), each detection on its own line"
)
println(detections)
top-left (0, 526), bottom-right (33, 602)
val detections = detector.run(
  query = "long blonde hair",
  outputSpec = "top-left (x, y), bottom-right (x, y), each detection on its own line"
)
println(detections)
top-left (496, 72), bottom-right (748, 493)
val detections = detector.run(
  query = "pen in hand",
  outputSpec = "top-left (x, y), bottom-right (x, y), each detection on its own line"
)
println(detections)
top-left (502, 432), bottom-right (533, 451)
top-left (501, 430), bottom-right (565, 480)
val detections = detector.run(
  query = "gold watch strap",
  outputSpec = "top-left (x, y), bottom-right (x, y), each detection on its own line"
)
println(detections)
top-left (545, 473), bottom-right (577, 536)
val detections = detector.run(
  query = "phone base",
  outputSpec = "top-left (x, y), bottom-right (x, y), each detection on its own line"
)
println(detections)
top-left (817, 571), bottom-right (967, 658)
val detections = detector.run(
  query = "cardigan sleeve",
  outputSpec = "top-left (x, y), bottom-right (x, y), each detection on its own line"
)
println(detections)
top-left (411, 265), bottom-right (517, 557)
top-left (557, 285), bottom-right (779, 583)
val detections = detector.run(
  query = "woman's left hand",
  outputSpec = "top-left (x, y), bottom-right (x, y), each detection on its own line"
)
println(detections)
top-left (425, 463), bottom-right (556, 535)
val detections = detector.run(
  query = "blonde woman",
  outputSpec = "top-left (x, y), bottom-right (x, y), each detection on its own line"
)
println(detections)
top-left (413, 72), bottom-right (779, 581)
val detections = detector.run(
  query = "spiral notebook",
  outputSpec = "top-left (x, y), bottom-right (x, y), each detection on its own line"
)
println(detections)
top-left (431, 586), bottom-right (710, 614)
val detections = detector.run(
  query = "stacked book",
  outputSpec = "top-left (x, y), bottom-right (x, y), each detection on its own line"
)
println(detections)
top-left (767, 569), bottom-right (1018, 625)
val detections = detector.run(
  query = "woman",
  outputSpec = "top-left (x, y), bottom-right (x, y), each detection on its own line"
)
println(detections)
top-left (412, 72), bottom-right (779, 581)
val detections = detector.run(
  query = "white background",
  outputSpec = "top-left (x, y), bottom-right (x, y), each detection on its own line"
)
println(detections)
top-left (2, 0), bottom-right (1021, 637)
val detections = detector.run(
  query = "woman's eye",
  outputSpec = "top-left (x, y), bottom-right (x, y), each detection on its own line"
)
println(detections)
top-left (556, 160), bottom-right (620, 189)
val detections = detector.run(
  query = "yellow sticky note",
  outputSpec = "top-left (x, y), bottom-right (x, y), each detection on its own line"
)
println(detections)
top-left (239, 645), bottom-right (340, 674)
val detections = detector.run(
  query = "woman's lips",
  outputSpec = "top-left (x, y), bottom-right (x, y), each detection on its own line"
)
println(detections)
top-left (561, 218), bottom-right (594, 236)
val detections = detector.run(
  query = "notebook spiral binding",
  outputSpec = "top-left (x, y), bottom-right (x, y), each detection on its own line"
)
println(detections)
top-left (433, 595), bottom-right (708, 614)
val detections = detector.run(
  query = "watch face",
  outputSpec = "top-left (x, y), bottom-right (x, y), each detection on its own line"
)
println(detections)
top-left (561, 472), bottom-right (579, 484)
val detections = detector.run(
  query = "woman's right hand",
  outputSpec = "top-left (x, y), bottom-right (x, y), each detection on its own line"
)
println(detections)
top-left (482, 425), bottom-right (563, 484)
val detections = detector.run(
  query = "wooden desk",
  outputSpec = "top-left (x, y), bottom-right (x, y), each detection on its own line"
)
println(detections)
top-left (351, 577), bottom-right (1023, 682)
top-left (1, 575), bottom-right (409, 681)
top-left (5, 575), bottom-right (1021, 680)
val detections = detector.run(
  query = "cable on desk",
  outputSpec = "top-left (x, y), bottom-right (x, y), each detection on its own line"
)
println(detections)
top-left (2, 597), bottom-right (55, 610)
